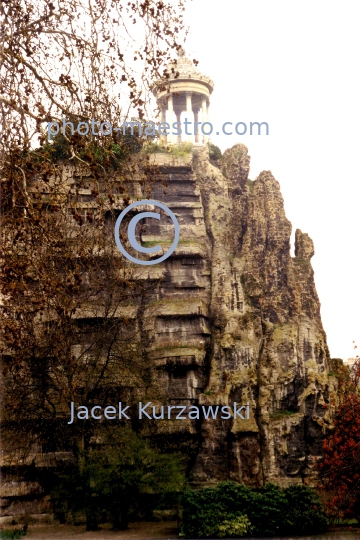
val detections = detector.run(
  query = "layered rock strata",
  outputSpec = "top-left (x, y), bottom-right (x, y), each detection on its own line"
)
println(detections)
top-left (1, 145), bottom-right (338, 522)
top-left (140, 145), bottom-right (336, 487)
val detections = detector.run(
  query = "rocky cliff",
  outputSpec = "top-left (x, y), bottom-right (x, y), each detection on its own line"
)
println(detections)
top-left (1, 144), bottom-right (338, 524)
top-left (139, 144), bottom-right (337, 487)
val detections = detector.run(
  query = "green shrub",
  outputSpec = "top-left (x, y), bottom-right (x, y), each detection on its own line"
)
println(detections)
top-left (182, 481), bottom-right (327, 538)
top-left (40, 131), bottom-right (141, 169)
top-left (247, 483), bottom-right (290, 536)
top-left (182, 482), bottom-right (256, 537)
top-left (142, 141), bottom-right (168, 154)
top-left (169, 142), bottom-right (193, 157)
top-left (217, 514), bottom-right (252, 537)
top-left (0, 530), bottom-right (26, 539)
top-left (142, 141), bottom-right (193, 156)
top-left (181, 506), bottom-right (251, 538)
top-left (282, 484), bottom-right (328, 535)
top-left (208, 142), bottom-right (222, 160)
top-left (51, 427), bottom-right (185, 531)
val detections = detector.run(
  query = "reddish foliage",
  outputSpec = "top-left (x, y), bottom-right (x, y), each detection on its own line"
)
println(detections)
top-left (318, 357), bottom-right (360, 520)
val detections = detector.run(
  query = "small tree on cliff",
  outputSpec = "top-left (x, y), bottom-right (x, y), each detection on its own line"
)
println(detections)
top-left (318, 356), bottom-right (360, 520)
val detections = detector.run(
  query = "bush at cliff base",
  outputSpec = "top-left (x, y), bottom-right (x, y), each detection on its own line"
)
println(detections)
top-left (181, 481), bottom-right (327, 537)
top-left (0, 531), bottom-right (26, 540)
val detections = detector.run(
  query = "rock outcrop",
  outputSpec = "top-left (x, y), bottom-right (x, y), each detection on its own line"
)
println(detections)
top-left (1, 144), bottom-right (338, 523)
top-left (140, 144), bottom-right (336, 487)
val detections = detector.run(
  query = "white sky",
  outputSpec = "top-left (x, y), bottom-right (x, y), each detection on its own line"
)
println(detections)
top-left (182, 0), bottom-right (360, 360)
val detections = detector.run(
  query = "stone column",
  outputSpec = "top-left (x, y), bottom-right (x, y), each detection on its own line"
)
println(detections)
top-left (201, 97), bottom-right (208, 144)
top-left (175, 111), bottom-right (182, 143)
top-left (167, 94), bottom-right (174, 144)
top-left (160, 103), bottom-right (167, 144)
top-left (194, 110), bottom-right (201, 144)
top-left (186, 91), bottom-right (195, 143)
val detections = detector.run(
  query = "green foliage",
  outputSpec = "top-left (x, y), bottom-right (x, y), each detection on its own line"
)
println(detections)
top-left (182, 481), bottom-right (327, 538)
top-left (182, 482), bottom-right (255, 538)
top-left (246, 179), bottom-right (254, 193)
top-left (142, 141), bottom-right (168, 154)
top-left (51, 427), bottom-right (185, 530)
top-left (169, 142), bottom-right (194, 157)
top-left (218, 515), bottom-right (252, 538)
top-left (251, 483), bottom-right (289, 536)
top-left (283, 484), bottom-right (328, 535)
top-left (207, 142), bottom-right (222, 160)
top-left (142, 141), bottom-right (193, 157)
top-left (40, 130), bottom-right (141, 170)
top-left (181, 506), bottom-right (251, 538)
top-left (0, 530), bottom-right (26, 539)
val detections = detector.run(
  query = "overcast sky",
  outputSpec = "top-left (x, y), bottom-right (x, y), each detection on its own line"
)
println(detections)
top-left (182, 0), bottom-right (360, 360)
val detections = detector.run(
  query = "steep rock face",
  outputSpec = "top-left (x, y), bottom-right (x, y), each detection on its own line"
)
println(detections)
top-left (0, 147), bottom-right (337, 521)
top-left (143, 145), bottom-right (336, 487)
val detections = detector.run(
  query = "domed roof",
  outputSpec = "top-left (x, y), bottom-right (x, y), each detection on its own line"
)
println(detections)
top-left (153, 48), bottom-right (214, 95)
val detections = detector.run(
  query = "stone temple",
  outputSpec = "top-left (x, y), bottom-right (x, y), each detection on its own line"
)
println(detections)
top-left (152, 48), bottom-right (214, 145)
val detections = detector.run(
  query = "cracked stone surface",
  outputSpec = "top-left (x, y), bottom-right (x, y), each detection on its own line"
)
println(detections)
top-left (140, 144), bottom-right (337, 487)
top-left (1, 145), bottom-right (339, 519)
